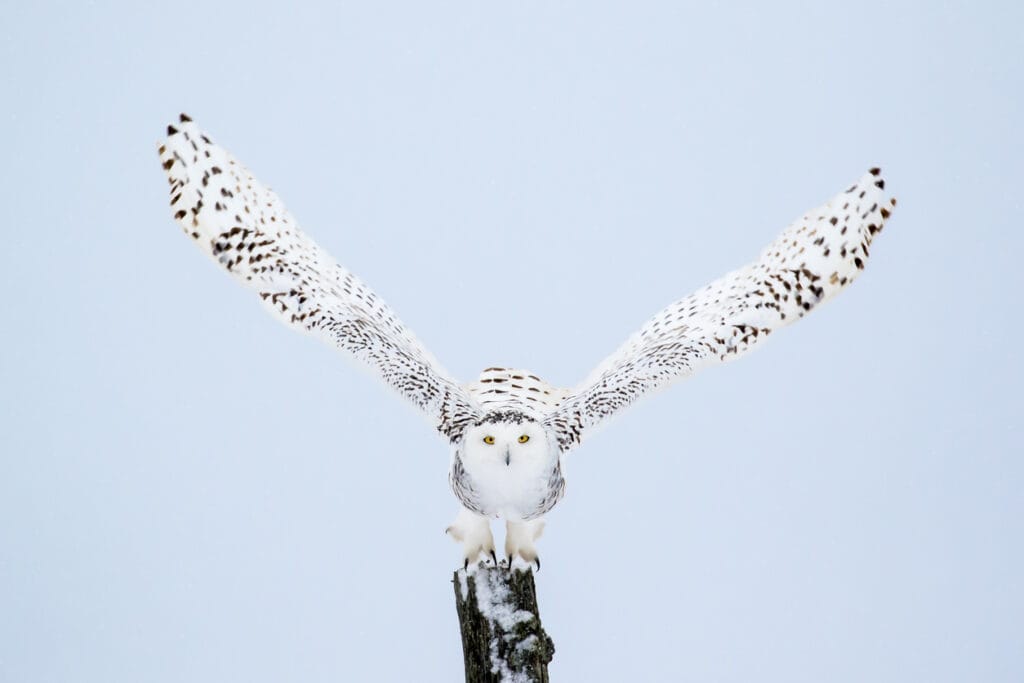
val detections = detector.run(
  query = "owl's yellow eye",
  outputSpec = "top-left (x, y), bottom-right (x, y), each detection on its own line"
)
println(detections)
top-left (483, 435), bottom-right (495, 445)
top-left (518, 434), bottom-right (530, 443)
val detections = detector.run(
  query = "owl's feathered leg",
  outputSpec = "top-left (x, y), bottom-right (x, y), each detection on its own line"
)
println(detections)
top-left (505, 518), bottom-right (545, 571)
top-left (446, 507), bottom-right (496, 568)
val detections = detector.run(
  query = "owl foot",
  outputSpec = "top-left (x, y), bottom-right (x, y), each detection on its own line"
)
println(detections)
top-left (446, 507), bottom-right (496, 568)
top-left (505, 518), bottom-right (545, 572)
top-left (505, 555), bottom-right (541, 572)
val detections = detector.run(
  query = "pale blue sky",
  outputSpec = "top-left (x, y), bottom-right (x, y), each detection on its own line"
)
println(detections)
top-left (1, 1), bottom-right (1021, 681)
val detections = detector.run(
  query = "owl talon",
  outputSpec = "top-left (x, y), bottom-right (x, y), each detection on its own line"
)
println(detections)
top-left (490, 550), bottom-right (498, 567)
top-left (448, 507), bottom-right (495, 570)
top-left (504, 518), bottom-right (545, 572)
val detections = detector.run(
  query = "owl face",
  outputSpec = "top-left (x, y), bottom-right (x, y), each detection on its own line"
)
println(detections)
top-left (454, 412), bottom-right (564, 520)
top-left (461, 416), bottom-right (555, 470)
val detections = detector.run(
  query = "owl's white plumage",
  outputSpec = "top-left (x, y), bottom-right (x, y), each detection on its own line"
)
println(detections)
top-left (159, 115), bottom-right (896, 567)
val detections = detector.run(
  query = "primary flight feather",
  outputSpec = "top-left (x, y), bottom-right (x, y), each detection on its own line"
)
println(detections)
top-left (159, 114), bottom-right (896, 568)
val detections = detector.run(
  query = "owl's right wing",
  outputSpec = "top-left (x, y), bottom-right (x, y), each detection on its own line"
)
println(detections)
top-left (159, 115), bottom-right (483, 443)
top-left (544, 169), bottom-right (896, 452)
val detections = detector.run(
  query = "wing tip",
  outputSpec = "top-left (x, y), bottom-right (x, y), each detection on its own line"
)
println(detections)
top-left (162, 113), bottom-right (199, 141)
top-left (864, 166), bottom-right (897, 214)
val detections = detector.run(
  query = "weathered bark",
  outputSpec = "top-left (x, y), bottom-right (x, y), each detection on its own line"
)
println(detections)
top-left (453, 565), bottom-right (554, 682)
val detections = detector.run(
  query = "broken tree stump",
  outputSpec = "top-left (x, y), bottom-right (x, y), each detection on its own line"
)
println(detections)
top-left (453, 564), bottom-right (555, 682)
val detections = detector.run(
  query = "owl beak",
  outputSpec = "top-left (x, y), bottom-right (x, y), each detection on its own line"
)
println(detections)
top-left (504, 448), bottom-right (511, 467)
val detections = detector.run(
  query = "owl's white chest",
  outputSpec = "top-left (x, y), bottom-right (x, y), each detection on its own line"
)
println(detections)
top-left (459, 451), bottom-right (554, 521)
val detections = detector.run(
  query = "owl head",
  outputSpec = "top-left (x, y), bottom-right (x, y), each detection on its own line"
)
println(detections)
top-left (460, 410), bottom-right (557, 469)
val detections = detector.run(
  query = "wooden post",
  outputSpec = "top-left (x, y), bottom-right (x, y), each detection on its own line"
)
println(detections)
top-left (453, 564), bottom-right (555, 682)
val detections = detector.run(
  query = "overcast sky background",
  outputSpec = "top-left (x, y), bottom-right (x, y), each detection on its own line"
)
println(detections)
top-left (1, 2), bottom-right (1021, 681)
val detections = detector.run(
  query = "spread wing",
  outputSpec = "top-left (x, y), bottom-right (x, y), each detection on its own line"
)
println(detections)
top-left (159, 114), bottom-right (482, 442)
top-left (544, 169), bottom-right (896, 451)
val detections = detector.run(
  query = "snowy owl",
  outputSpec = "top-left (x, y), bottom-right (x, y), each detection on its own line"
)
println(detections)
top-left (159, 114), bottom-right (896, 569)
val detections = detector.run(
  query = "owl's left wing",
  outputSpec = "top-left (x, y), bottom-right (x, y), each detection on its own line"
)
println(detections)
top-left (159, 115), bottom-right (482, 443)
top-left (544, 169), bottom-right (896, 452)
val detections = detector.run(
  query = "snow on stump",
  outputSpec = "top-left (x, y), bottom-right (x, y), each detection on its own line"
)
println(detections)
top-left (453, 563), bottom-right (554, 683)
